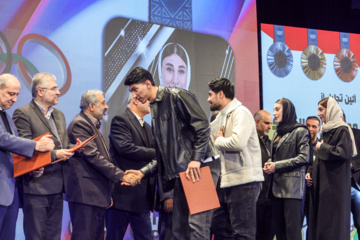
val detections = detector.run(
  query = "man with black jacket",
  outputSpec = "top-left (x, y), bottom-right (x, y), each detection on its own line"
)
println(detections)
top-left (124, 67), bottom-right (220, 240)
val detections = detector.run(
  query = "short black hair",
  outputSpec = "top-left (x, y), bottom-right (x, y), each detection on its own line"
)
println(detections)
top-left (124, 67), bottom-right (155, 86)
top-left (208, 78), bottom-right (234, 100)
top-left (306, 116), bottom-right (320, 125)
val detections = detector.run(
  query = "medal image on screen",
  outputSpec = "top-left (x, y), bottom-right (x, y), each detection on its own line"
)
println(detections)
top-left (334, 32), bottom-right (358, 82)
top-left (267, 25), bottom-right (293, 78)
top-left (301, 29), bottom-right (326, 80)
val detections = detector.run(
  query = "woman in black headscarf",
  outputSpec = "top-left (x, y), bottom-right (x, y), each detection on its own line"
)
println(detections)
top-left (264, 98), bottom-right (311, 240)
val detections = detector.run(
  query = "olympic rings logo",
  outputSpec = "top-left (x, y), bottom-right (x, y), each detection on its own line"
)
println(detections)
top-left (0, 31), bottom-right (71, 96)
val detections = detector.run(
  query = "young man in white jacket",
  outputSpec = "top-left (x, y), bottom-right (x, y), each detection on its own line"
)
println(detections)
top-left (207, 78), bottom-right (264, 240)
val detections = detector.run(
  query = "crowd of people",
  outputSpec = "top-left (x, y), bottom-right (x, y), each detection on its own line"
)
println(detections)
top-left (0, 67), bottom-right (358, 240)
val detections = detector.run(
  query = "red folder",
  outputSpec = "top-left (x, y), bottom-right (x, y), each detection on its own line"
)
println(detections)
top-left (13, 133), bottom-right (97, 177)
top-left (52, 134), bottom-right (97, 163)
top-left (179, 166), bottom-right (220, 215)
top-left (13, 133), bottom-right (51, 177)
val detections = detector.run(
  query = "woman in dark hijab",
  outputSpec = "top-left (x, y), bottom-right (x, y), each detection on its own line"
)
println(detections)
top-left (264, 98), bottom-right (311, 240)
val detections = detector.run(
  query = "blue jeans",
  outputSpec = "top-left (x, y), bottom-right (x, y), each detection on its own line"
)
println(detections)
top-left (351, 185), bottom-right (360, 230)
top-left (211, 182), bottom-right (261, 240)
top-left (172, 159), bottom-right (220, 240)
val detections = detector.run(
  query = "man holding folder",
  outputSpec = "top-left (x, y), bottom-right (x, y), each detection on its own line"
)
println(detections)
top-left (0, 73), bottom-right (55, 240)
top-left (124, 67), bottom-right (220, 239)
top-left (13, 73), bottom-right (77, 240)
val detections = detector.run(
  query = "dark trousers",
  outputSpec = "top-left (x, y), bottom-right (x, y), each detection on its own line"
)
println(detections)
top-left (172, 159), bottom-right (220, 240)
top-left (158, 207), bottom-right (173, 240)
top-left (23, 192), bottom-right (63, 240)
top-left (0, 187), bottom-right (19, 240)
top-left (211, 182), bottom-right (261, 240)
top-left (351, 185), bottom-right (360, 230)
top-left (272, 198), bottom-right (302, 240)
top-left (69, 202), bottom-right (105, 240)
top-left (256, 204), bottom-right (275, 240)
top-left (105, 208), bottom-right (152, 240)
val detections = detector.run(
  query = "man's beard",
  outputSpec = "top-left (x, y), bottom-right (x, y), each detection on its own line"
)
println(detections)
top-left (210, 103), bottom-right (221, 111)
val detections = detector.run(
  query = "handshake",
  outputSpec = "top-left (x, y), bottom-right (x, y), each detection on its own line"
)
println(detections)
top-left (121, 170), bottom-right (144, 187)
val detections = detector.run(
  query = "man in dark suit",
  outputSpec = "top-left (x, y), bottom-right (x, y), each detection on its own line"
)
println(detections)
top-left (254, 110), bottom-right (274, 240)
top-left (0, 73), bottom-right (55, 240)
top-left (13, 72), bottom-right (77, 240)
top-left (106, 95), bottom-right (156, 240)
top-left (67, 89), bottom-right (141, 240)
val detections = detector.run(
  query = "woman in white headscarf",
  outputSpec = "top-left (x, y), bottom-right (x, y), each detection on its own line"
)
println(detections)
top-left (158, 42), bottom-right (191, 90)
top-left (307, 96), bottom-right (357, 240)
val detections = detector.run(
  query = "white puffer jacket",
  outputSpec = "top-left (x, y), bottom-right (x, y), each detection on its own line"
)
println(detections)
top-left (211, 98), bottom-right (264, 188)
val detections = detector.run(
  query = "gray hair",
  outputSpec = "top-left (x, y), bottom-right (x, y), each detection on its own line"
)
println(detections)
top-left (127, 94), bottom-right (134, 105)
top-left (0, 74), bottom-right (13, 89)
top-left (80, 89), bottom-right (104, 110)
top-left (31, 73), bottom-right (56, 97)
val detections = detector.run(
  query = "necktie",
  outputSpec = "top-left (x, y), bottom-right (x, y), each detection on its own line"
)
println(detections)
top-left (95, 120), bottom-right (110, 159)
top-left (0, 110), bottom-right (12, 134)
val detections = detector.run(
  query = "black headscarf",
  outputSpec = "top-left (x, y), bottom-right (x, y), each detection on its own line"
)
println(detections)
top-left (275, 98), bottom-right (313, 162)
top-left (276, 98), bottom-right (302, 136)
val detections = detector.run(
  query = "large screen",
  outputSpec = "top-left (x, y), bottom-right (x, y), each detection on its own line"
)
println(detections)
top-left (261, 23), bottom-right (360, 129)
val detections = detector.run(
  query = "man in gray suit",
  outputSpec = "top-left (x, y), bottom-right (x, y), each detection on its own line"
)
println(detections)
top-left (13, 72), bottom-right (78, 240)
top-left (0, 73), bottom-right (54, 240)
top-left (67, 89), bottom-right (141, 240)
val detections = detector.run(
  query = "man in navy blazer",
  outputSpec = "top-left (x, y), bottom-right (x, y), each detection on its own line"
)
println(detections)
top-left (13, 73), bottom-right (77, 240)
top-left (106, 95), bottom-right (156, 240)
top-left (0, 73), bottom-right (55, 240)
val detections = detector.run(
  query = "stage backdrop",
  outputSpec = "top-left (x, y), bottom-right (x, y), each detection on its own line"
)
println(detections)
top-left (0, 0), bottom-right (259, 239)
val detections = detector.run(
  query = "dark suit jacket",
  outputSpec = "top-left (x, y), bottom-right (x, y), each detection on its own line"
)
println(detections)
top-left (67, 111), bottom-right (124, 208)
top-left (13, 100), bottom-right (73, 195)
top-left (109, 108), bottom-right (156, 213)
top-left (0, 111), bottom-right (36, 206)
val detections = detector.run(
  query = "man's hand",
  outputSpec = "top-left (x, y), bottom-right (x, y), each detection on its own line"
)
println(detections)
top-left (185, 161), bottom-right (201, 183)
top-left (75, 138), bottom-right (84, 153)
top-left (316, 140), bottom-right (323, 150)
top-left (35, 135), bottom-right (55, 152)
top-left (216, 127), bottom-right (224, 139)
top-left (305, 173), bottom-right (313, 187)
top-left (29, 167), bottom-right (44, 178)
top-left (106, 197), bottom-right (113, 209)
top-left (263, 162), bottom-right (275, 174)
top-left (121, 170), bottom-right (144, 186)
top-left (164, 198), bottom-right (173, 213)
top-left (56, 149), bottom-right (74, 160)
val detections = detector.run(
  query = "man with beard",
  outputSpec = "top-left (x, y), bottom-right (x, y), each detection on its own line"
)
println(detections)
top-left (207, 78), bottom-right (263, 240)
top-left (13, 73), bottom-right (79, 240)
top-left (254, 110), bottom-right (274, 240)
top-left (304, 116), bottom-right (320, 238)
top-left (124, 67), bottom-right (220, 240)
top-left (66, 90), bottom-right (141, 240)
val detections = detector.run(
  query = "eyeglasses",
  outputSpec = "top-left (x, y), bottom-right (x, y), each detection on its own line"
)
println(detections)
top-left (41, 87), bottom-right (59, 92)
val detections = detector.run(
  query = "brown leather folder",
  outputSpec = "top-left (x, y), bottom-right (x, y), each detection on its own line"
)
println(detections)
top-left (13, 133), bottom-right (51, 178)
top-left (179, 166), bottom-right (220, 215)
